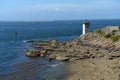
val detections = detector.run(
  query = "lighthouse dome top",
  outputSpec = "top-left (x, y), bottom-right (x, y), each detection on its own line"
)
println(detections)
top-left (82, 20), bottom-right (90, 24)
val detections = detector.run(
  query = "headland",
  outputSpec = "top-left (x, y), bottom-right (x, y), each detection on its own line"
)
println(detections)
top-left (26, 26), bottom-right (120, 80)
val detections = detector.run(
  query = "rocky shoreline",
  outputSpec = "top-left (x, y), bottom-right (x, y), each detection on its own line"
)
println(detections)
top-left (26, 32), bottom-right (120, 61)
top-left (26, 26), bottom-right (120, 80)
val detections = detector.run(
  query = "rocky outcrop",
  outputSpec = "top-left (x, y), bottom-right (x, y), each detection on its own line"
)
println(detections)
top-left (26, 50), bottom-right (47, 57)
top-left (80, 33), bottom-right (113, 47)
top-left (26, 32), bottom-right (120, 61)
top-left (25, 26), bottom-right (120, 62)
top-left (115, 31), bottom-right (120, 36)
top-left (101, 26), bottom-right (120, 34)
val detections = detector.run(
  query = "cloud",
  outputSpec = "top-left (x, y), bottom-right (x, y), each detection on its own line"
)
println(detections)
top-left (55, 8), bottom-right (60, 11)
top-left (21, 1), bottom-right (119, 12)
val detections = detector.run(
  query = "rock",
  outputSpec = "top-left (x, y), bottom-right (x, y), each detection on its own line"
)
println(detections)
top-left (101, 26), bottom-right (120, 34)
top-left (49, 54), bottom-right (56, 61)
top-left (43, 46), bottom-right (53, 51)
top-left (26, 28), bottom-right (120, 61)
top-left (111, 53), bottom-right (120, 58)
top-left (26, 50), bottom-right (47, 57)
top-left (40, 50), bottom-right (47, 54)
top-left (70, 41), bottom-right (78, 45)
top-left (56, 56), bottom-right (70, 61)
top-left (40, 54), bottom-right (45, 57)
top-left (104, 55), bottom-right (113, 60)
top-left (78, 54), bottom-right (91, 59)
top-left (104, 52), bottom-right (120, 60)
top-left (115, 31), bottom-right (120, 36)
top-left (26, 50), bottom-right (40, 57)
top-left (114, 41), bottom-right (120, 48)
top-left (50, 40), bottom-right (59, 48)
top-left (50, 40), bottom-right (58, 43)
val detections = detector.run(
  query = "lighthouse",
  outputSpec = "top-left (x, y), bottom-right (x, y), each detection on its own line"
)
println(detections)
top-left (82, 20), bottom-right (90, 35)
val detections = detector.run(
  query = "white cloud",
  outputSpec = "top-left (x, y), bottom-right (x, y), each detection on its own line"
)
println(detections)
top-left (21, 1), bottom-right (119, 12)
top-left (55, 8), bottom-right (60, 11)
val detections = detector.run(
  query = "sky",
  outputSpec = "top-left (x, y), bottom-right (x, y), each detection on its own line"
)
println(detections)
top-left (0, 0), bottom-right (120, 21)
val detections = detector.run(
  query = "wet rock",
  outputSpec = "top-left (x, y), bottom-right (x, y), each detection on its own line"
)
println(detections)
top-left (48, 54), bottom-right (56, 61)
top-left (40, 54), bottom-right (45, 57)
top-left (26, 50), bottom-right (40, 57)
top-left (40, 50), bottom-right (47, 54)
top-left (56, 56), bottom-right (70, 61)
top-left (26, 50), bottom-right (47, 57)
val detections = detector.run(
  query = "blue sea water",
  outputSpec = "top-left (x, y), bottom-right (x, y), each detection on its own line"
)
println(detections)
top-left (0, 19), bottom-right (120, 80)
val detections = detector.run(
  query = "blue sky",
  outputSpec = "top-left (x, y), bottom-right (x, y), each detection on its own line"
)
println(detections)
top-left (0, 0), bottom-right (120, 21)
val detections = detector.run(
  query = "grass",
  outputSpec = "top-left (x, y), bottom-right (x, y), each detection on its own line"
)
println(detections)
top-left (110, 36), bottom-right (120, 42)
top-left (95, 29), bottom-right (120, 42)
top-left (105, 33), bottom-right (112, 38)
top-left (95, 29), bottom-right (105, 36)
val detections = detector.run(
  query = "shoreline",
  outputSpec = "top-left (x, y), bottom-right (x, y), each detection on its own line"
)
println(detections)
top-left (25, 26), bottom-right (120, 80)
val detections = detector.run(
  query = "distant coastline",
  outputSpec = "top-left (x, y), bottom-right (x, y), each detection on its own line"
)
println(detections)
top-left (0, 18), bottom-right (120, 22)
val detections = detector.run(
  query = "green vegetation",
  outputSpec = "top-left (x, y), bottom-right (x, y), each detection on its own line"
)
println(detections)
top-left (105, 33), bottom-right (112, 38)
top-left (95, 29), bottom-right (120, 42)
top-left (110, 36), bottom-right (120, 42)
top-left (111, 30), bottom-right (117, 35)
top-left (95, 29), bottom-right (105, 36)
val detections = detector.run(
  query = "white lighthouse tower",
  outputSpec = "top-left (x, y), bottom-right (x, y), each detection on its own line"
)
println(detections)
top-left (82, 20), bottom-right (90, 35)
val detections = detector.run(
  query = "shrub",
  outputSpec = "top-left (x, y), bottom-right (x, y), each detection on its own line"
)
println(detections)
top-left (105, 33), bottom-right (112, 38)
top-left (95, 29), bottom-right (120, 42)
top-left (95, 29), bottom-right (105, 36)
top-left (111, 30), bottom-right (117, 35)
top-left (110, 36), bottom-right (120, 42)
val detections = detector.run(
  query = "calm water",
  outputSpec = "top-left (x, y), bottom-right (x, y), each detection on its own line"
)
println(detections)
top-left (0, 19), bottom-right (120, 80)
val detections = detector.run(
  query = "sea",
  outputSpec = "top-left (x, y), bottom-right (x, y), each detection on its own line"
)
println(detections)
top-left (0, 19), bottom-right (120, 80)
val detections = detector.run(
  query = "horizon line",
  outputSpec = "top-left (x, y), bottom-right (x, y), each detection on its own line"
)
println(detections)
top-left (0, 18), bottom-right (120, 22)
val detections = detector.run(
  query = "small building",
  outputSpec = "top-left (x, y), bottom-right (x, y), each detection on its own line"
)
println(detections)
top-left (82, 20), bottom-right (90, 35)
